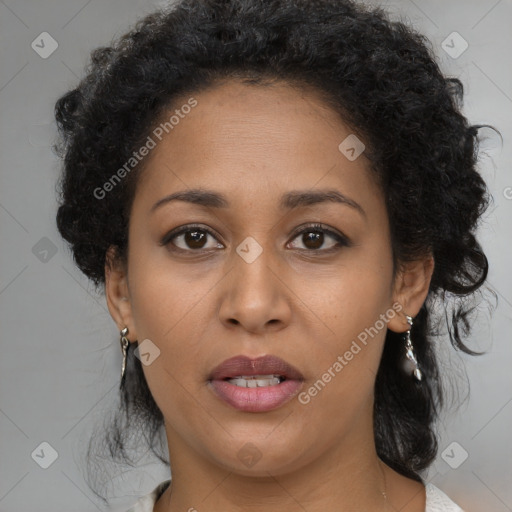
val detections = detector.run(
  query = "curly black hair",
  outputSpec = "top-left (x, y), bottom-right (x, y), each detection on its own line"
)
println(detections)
top-left (53, 0), bottom-right (495, 501)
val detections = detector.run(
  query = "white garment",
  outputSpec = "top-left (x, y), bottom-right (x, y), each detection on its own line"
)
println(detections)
top-left (125, 479), bottom-right (464, 511)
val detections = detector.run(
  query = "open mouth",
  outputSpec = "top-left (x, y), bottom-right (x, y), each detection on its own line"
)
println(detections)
top-left (208, 355), bottom-right (303, 412)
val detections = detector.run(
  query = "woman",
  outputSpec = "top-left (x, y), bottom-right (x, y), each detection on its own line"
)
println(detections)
top-left (53, 0), bottom-right (493, 510)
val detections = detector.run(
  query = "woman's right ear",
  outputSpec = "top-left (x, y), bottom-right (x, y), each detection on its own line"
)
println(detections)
top-left (104, 245), bottom-right (137, 341)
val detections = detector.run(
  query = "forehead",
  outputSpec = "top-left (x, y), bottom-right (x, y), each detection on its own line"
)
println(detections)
top-left (132, 79), bottom-right (381, 214)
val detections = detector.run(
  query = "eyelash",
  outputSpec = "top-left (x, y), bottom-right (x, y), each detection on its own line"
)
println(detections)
top-left (160, 223), bottom-right (351, 255)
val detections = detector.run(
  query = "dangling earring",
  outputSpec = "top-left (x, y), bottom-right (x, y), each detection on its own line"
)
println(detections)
top-left (119, 327), bottom-right (130, 387)
top-left (404, 315), bottom-right (422, 381)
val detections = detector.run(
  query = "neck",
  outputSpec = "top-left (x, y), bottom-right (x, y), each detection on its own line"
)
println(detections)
top-left (156, 418), bottom-right (393, 512)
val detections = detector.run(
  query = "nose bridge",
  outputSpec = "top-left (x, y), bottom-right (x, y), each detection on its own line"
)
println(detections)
top-left (219, 236), bottom-right (291, 332)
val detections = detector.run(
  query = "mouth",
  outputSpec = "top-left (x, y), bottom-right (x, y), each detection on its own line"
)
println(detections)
top-left (208, 355), bottom-right (304, 412)
top-left (209, 354), bottom-right (304, 381)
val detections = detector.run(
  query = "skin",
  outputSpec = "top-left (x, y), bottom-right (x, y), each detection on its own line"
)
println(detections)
top-left (105, 79), bottom-right (434, 512)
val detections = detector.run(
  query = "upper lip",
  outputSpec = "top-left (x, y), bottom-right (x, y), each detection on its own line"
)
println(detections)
top-left (209, 355), bottom-right (304, 381)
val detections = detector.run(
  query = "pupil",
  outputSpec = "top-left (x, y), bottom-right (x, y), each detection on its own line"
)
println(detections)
top-left (186, 230), bottom-right (206, 248)
top-left (304, 231), bottom-right (323, 249)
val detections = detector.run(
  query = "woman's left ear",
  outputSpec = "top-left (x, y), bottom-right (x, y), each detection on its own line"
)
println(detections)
top-left (388, 255), bottom-right (434, 333)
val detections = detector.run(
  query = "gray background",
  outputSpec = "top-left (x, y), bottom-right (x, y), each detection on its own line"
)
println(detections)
top-left (1, 0), bottom-right (511, 510)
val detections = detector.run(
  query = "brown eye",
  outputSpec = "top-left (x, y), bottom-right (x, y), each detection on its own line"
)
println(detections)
top-left (288, 223), bottom-right (349, 252)
top-left (161, 225), bottom-right (224, 252)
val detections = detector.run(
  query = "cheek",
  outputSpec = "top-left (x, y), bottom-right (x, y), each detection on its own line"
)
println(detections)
top-left (292, 250), bottom-right (393, 336)
top-left (294, 275), bottom-right (391, 428)
top-left (126, 254), bottom-right (215, 393)
top-left (288, 251), bottom-right (394, 398)
top-left (129, 270), bottom-right (211, 428)
top-left (128, 245), bottom-right (212, 336)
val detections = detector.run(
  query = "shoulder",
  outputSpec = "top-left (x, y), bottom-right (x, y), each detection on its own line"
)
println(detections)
top-left (125, 480), bottom-right (171, 512)
top-left (425, 483), bottom-right (465, 512)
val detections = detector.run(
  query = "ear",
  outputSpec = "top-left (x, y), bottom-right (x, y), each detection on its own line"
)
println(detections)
top-left (387, 254), bottom-right (434, 333)
top-left (104, 245), bottom-right (137, 342)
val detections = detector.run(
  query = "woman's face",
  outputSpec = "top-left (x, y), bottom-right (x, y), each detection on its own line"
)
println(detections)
top-left (107, 79), bottom-right (422, 476)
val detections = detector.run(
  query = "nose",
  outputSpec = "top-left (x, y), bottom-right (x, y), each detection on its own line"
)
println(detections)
top-left (218, 245), bottom-right (292, 335)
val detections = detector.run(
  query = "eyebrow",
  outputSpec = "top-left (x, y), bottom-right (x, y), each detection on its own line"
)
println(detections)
top-left (150, 188), bottom-right (366, 217)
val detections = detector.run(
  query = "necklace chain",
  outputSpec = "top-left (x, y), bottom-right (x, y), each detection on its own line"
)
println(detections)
top-left (379, 460), bottom-right (388, 509)
top-left (380, 459), bottom-right (389, 507)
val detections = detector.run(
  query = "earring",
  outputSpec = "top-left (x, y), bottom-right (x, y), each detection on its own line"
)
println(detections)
top-left (119, 327), bottom-right (130, 386)
top-left (404, 315), bottom-right (422, 381)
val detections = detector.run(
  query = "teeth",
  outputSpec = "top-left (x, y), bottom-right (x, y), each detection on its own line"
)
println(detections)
top-left (227, 374), bottom-right (283, 388)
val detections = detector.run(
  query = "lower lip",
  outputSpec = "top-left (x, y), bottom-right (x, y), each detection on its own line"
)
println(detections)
top-left (209, 379), bottom-right (303, 412)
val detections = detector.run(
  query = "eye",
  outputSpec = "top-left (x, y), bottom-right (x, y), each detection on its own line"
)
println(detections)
top-left (160, 222), bottom-right (350, 254)
top-left (287, 223), bottom-right (350, 252)
top-left (160, 224), bottom-right (224, 252)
